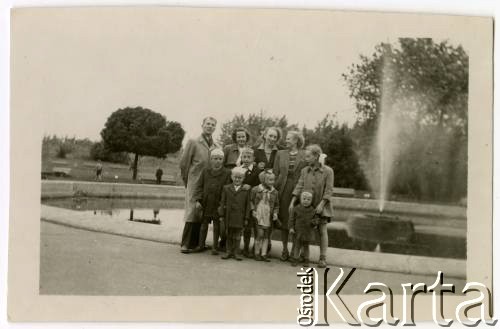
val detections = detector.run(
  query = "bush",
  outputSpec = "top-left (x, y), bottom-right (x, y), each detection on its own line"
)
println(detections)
top-left (90, 141), bottom-right (129, 164)
top-left (56, 142), bottom-right (73, 159)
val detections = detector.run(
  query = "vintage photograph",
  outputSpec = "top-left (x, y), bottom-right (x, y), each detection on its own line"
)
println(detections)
top-left (8, 6), bottom-right (493, 323)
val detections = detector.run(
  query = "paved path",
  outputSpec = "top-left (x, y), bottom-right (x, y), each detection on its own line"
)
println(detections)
top-left (40, 222), bottom-right (465, 296)
top-left (40, 205), bottom-right (466, 278)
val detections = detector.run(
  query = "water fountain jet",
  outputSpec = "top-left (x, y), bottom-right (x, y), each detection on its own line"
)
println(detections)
top-left (346, 52), bottom-right (415, 252)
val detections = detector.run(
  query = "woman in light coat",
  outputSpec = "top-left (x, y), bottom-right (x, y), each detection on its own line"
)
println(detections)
top-left (179, 117), bottom-right (218, 253)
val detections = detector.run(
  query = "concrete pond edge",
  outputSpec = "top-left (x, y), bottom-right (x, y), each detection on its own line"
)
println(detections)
top-left (41, 180), bottom-right (466, 219)
top-left (40, 205), bottom-right (466, 280)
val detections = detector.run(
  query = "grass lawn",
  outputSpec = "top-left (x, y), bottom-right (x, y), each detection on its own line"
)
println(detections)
top-left (41, 137), bottom-right (183, 185)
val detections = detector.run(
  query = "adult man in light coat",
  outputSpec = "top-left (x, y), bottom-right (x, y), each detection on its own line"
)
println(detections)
top-left (179, 117), bottom-right (218, 253)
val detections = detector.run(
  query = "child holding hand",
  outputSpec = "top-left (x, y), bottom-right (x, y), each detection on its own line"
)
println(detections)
top-left (289, 191), bottom-right (315, 267)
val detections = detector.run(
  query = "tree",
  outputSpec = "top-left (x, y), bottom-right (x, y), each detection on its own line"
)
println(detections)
top-left (304, 115), bottom-right (367, 190)
top-left (343, 39), bottom-right (468, 130)
top-left (218, 111), bottom-right (297, 147)
top-left (89, 141), bottom-right (129, 164)
top-left (101, 107), bottom-right (185, 180)
top-left (343, 38), bottom-right (468, 202)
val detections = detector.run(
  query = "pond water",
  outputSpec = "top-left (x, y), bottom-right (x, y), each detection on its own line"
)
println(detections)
top-left (42, 197), bottom-right (466, 259)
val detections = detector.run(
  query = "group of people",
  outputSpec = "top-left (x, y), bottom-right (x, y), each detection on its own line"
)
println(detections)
top-left (179, 117), bottom-right (334, 267)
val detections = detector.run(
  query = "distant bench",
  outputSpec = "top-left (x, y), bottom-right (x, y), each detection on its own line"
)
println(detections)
top-left (50, 167), bottom-right (72, 177)
top-left (51, 160), bottom-right (69, 165)
top-left (333, 187), bottom-right (355, 197)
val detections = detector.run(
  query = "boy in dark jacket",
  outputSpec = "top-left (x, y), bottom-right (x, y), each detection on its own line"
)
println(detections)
top-left (219, 167), bottom-right (251, 261)
top-left (193, 149), bottom-right (232, 254)
top-left (240, 147), bottom-right (262, 188)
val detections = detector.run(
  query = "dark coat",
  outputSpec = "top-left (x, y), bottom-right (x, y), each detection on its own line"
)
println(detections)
top-left (219, 184), bottom-right (251, 228)
top-left (194, 167), bottom-right (232, 218)
top-left (273, 150), bottom-right (308, 196)
top-left (223, 144), bottom-right (243, 169)
top-left (289, 204), bottom-right (316, 235)
top-left (253, 144), bottom-right (283, 170)
top-left (242, 165), bottom-right (262, 187)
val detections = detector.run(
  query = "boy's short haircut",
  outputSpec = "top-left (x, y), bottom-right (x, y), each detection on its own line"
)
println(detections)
top-left (259, 169), bottom-right (275, 183)
top-left (202, 116), bottom-right (217, 125)
top-left (210, 148), bottom-right (224, 158)
top-left (301, 191), bottom-right (313, 198)
top-left (240, 147), bottom-right (254, 156)
top-left (231, 166), bottom-right (247, 176)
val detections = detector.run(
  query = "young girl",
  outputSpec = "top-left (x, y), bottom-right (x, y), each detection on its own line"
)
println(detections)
top-left (251, 170), bottom-right (280, 262)
top-left (291, 144), bottom-right (334, 268)
top-left (289, 191), bottom-right (315, 267)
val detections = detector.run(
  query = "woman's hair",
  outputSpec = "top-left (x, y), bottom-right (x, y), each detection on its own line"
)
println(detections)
top-left (287, 130), bottom-right (305, 149)
top-left (305, 144), bottom-right (323, 159)
top-left (231, 127), bottom-right (251, 143)
top-left (262, 126), bottom-right (282, 144)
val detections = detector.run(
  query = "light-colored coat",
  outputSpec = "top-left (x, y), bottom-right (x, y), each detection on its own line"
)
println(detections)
top-left (292, 164), bottom-right (335, 218)
top-left (179, 135), bottom-right (218, 222)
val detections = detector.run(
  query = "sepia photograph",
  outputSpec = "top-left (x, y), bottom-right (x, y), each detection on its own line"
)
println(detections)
top-left (7, 5), bottom-right (493, 323)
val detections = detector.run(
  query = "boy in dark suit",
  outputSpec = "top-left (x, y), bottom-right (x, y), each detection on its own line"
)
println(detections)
top-left (193, 149), bottom-right (232, 254)
top-left (240, 147), bottom-right (262, 188)
top-left (239, 147), bottom-right (262, 257)
top-left (219, 167), bottom-right (251, 261)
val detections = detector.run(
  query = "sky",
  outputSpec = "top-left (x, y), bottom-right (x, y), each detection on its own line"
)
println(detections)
top-left (11, 7), bottom-right (468, 141)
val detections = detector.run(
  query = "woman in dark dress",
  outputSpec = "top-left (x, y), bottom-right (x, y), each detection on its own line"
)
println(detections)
top-left (273, 130), bottom-right (307, 261)
top-left (254, 127), bottom-right (283, 170)
top-left (253, 126), bottom-right (283, 253)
